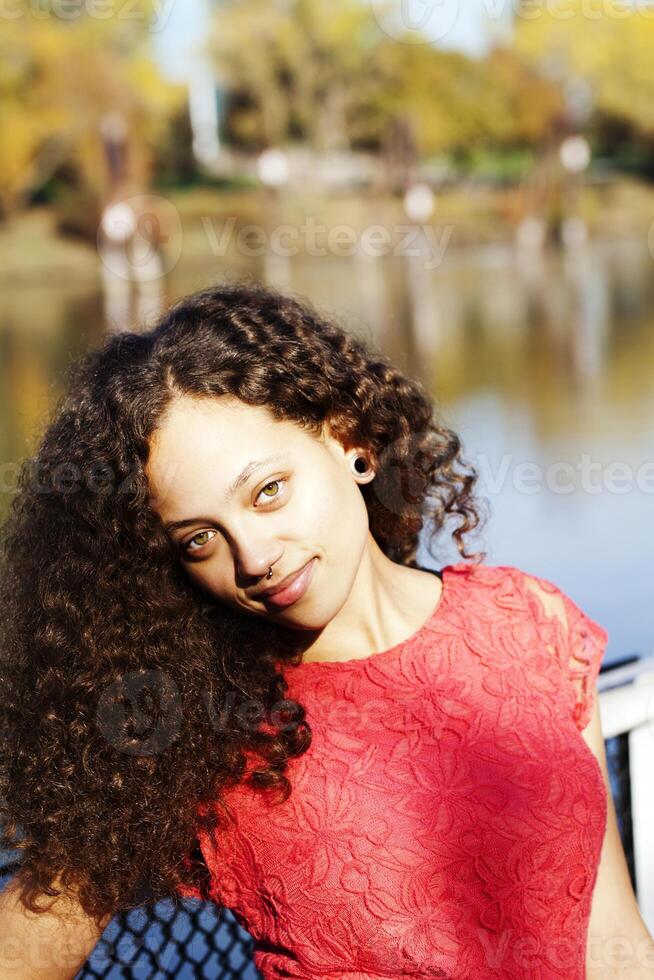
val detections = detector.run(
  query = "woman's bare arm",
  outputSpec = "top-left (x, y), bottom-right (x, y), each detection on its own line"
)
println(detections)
top-left (0, 874), bottom-right (112, 980)
top-left (582, 696), bottom-right (654, 977)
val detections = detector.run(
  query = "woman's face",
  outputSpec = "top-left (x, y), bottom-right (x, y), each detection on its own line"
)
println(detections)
top-left (145, 395), bottom-right (372, 631)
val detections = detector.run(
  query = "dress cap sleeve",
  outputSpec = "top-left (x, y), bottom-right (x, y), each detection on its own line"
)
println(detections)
top-left (516, 569), bottom-right (609, 731)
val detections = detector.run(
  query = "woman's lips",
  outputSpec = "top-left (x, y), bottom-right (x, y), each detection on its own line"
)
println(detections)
top-left (261, 558), bottom-right (316, 608)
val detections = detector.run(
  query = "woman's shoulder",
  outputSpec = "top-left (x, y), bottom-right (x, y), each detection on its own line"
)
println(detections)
top-left (442, 559), bottom-right (534, 601)
top-left (444, 559), bottom-right (577, 608)
top-left (444, 559), bottom-right (607, 648)
top-left (446, 560), bottom-right (609, 731)
top-left (456, 561), bottom-right (606, 639)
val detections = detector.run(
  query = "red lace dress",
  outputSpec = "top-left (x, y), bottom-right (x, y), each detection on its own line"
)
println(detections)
top-left (177, 562), bottom-right (609, 979)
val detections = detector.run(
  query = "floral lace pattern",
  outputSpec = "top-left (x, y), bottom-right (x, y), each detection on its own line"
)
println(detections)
top-left (177, 562), bottom-right (609, 979)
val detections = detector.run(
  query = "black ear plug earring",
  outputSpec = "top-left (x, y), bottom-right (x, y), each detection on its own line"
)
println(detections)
top-left (350, 453), bottom-right (374, 479)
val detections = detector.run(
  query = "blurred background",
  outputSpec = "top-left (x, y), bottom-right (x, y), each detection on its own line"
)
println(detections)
top-left (1, 0), bottom-right (653, 976)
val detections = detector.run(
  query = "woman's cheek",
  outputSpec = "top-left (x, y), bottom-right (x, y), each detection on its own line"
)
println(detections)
top-left (298, 492), bottom-right (333, 539)
top-left (185, 546), bottom-right (228, 595)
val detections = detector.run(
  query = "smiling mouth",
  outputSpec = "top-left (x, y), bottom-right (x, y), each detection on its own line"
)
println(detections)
top-left (258, 560), bottom-right (311, 597)
top-left (257, 558), bottom-right (317, 608)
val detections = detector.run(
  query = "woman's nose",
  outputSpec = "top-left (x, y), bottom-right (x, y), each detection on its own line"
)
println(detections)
top-left (234, 548), bottom-right (282, 582)
top-left (226, 518), bottom-right (283, 581)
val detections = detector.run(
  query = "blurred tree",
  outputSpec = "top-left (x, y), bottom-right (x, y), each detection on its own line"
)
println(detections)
top-left (153, 102), bottom-right (198, 189)
top-left (515, 0), bottom-right (654, 140)
top-left (0, 1), bottom-right (184, 226)
top-left (483, 48), bottom-right (565, 148)
top-left (211, 0), bottom-right (382, 152)
top-left (210, 0), bottom-right (563, 160)
top-left (363, 41), bottom-right (563, 159)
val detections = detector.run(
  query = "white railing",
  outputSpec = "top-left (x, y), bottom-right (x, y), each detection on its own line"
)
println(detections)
top-left (599, 656), bottom-right (654, 935)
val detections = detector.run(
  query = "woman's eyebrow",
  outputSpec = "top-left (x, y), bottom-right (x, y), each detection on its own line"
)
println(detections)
top-left (163, 452), bottom-right (290, 534)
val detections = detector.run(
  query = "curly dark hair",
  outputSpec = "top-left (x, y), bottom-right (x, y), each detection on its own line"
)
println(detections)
top-left (0, 277), bottom-right (487, 928)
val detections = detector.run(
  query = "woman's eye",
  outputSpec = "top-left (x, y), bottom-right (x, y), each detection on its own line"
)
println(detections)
top-left (180, 479), bottom-right (287, 555)
top-left (256, 478), bottom-right (285, 503)
top-left (182, 529), bottom-right (217, 554)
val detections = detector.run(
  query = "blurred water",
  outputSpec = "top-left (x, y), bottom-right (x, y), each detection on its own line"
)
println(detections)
top-left (0, 236), bottom-right (652, 666)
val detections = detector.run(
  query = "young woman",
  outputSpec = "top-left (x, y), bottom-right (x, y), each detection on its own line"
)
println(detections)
top-left (0, 279), bottom-right (651, 979)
